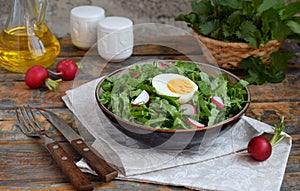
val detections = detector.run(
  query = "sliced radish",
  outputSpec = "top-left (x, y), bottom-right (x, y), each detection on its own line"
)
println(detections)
top-left (131, 71), bottom-right (139, 78)
top-left (211, 96), bottom-right (225, 109)
top-left (132, 90), bottom-right (150, 105)
top-left (159, 62), bottom-right (172, 68)
top-left (186, 117), bottom-right (205, 128)
top-left (179, 104), bottom-right (197, 115)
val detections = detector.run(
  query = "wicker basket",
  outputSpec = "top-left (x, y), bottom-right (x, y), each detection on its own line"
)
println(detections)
top-left (192, 30), bottom-right (283, 69)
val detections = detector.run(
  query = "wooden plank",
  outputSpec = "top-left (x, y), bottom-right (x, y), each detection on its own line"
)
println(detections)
top-left (0, 139), bottom-right (299, 190)
top-left (248, 74), bottom-right (300, 102)
top-left (0, 108), bottom-right (79, 143)
top-left (282, 172), bottom-right (300, 190)
top-left (0, 81), bottom-right (73, 109)
top-left (0, 61), bottom-right (299, 108)
top-left (0, 57), bottom-right (84, 81)
top-left (0, 141), bottom-right (190, 190)
top-left (59, 36), bottom-right (203, 57)
top-left (246, 102), bottom-right (300, 134)
top-left (0, 180), bottom-right (189, 191)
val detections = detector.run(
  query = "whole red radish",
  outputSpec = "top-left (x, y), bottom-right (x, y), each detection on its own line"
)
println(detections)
top-left (56, 59), bottom-right (80, 80)
top-left (247, 136), bottom-right (272, 161)
top-left (25, 66), bottom-right (49, 88)
top-left (25, 66), bottom-right (60, 90)
top-left (247, 116), bottom-right (286, 162)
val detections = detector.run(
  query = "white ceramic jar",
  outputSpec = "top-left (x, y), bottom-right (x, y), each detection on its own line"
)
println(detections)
top-left (97, 16), bottom-right (133, 62)
top-left (70, 6), bottom-right (105, 50)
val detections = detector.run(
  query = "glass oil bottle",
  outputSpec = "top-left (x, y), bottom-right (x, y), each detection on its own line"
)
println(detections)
top-left (0, 0), bottom-right (60, 73)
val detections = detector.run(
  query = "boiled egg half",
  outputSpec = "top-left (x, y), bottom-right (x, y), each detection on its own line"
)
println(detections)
top-left (152, 73), bottom-right (198, 104)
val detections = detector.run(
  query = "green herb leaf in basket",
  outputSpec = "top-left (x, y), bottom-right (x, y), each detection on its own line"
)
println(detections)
top-left (176, 0), bottom-right (300, 84)
top-left (240, 51), bottom-right (293, 85)
top-left (176, 0), bottom-right (300, 47)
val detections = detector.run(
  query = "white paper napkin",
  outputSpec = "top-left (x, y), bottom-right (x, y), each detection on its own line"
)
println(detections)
top-left (62, 78), bottom-right (292, 191)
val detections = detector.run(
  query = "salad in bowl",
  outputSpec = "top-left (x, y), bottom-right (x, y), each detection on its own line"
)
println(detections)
top-left (95, 60), bottom-right (250, 149)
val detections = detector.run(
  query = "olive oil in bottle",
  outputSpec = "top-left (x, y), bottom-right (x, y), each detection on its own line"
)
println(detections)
top-left (0, 0), bottom-right (61, 73)
top-left (0, 25), bottom-right (60, 73)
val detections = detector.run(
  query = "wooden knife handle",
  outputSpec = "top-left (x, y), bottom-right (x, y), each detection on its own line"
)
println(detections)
top-left (46, 141), bottom-right (94, 191)
top-left (71, 138), bottom-right (118, 182)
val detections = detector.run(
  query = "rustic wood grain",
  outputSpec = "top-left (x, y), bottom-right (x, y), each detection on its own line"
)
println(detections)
top-left (0, 36), bottom-right (299, 190)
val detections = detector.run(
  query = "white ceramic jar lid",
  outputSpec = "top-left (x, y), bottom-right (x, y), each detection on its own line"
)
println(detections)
top-left (98, 16), bottom-right (133, 31)
top-left (71, 6), bottom-right (105, 21)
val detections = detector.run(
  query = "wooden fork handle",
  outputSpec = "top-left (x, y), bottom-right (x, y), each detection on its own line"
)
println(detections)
top-left (46, 141), bottom-right (94, 191)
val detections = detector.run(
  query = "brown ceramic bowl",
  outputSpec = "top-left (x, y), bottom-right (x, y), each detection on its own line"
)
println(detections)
top-left (95, 60), bottom-right (250, 150)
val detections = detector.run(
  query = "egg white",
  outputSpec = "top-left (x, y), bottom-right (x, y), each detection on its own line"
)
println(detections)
top-left (152, 73), bottom-right (198, 104)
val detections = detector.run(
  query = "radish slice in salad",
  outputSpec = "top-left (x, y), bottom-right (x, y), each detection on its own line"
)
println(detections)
top-left (159, 62), bottom-right (173, 68)
top-left (211, 96), bottom-right (225, 109)
top-left (131, 71), bottom-right (139, 78)
top-left (179, 104), bottom-right (197, 115)
top-left (186, 117), bottom-right (205, 128)
top-left (132, 90), bottom-right (150, 105)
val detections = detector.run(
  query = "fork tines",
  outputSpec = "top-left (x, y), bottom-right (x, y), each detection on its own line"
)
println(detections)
top-left (16, 105), bottom-right (45, 136)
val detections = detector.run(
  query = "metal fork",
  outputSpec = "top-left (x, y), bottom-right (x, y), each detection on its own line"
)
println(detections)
top-left (16, 105), bottom-right (94, 191)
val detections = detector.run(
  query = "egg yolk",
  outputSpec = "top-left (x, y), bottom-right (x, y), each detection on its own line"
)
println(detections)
top-left (167, 78), bottom-right (194, 94)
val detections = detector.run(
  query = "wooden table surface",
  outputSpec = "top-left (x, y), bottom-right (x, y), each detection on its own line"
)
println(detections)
top-left (0, 36), bottom-right (299, 191)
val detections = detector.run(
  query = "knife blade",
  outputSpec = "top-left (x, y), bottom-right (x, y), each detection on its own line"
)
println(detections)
top-left (38, 108), bottom-right (118, 182)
